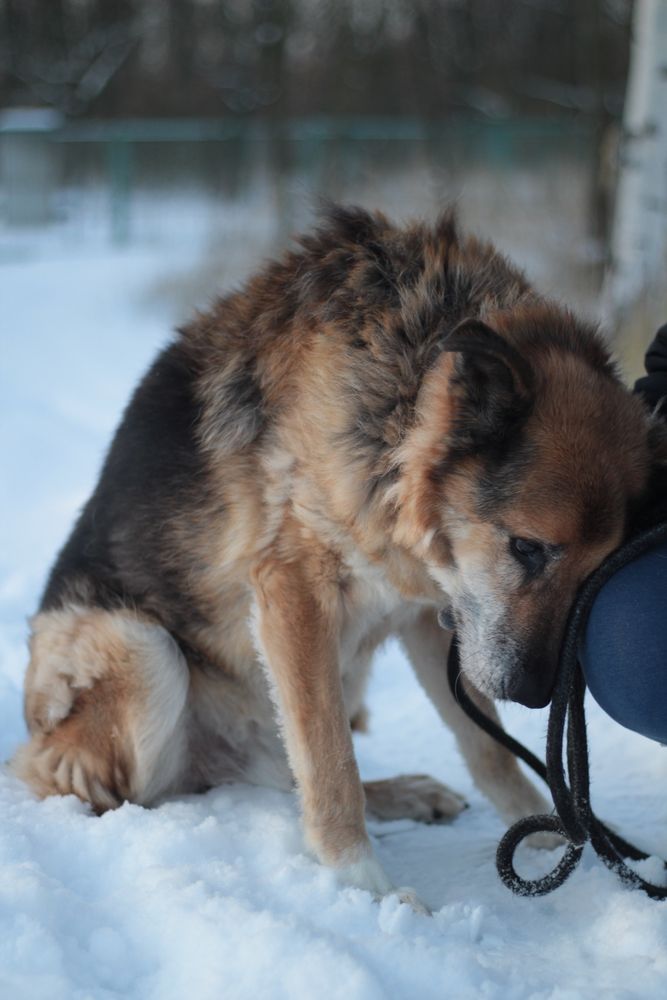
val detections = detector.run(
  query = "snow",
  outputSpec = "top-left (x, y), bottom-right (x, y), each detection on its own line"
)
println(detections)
top-left (2, 228), bottom-right (667, 1000)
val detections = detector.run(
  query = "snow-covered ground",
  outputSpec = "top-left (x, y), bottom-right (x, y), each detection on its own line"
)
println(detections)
top-left (2, 223), bottom-right (667, 1000)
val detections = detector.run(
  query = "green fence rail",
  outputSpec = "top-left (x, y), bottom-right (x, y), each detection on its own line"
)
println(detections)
top-left (0, 114), bottom-right (597, 245)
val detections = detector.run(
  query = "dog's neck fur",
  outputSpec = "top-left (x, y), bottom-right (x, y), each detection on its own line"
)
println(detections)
top-left (182, 207), bottom-right (645, 613)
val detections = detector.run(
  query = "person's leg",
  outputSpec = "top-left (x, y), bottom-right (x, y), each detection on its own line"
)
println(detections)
top-left (580, 542), bottom-right (667, 744)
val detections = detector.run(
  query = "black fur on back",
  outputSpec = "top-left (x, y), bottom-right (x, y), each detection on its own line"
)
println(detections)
top-left (40, 340), bottom-right (216, 638)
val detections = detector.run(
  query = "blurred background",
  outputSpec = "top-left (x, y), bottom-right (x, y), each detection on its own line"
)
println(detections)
top-left (0, 1), bottom-right (666, 368)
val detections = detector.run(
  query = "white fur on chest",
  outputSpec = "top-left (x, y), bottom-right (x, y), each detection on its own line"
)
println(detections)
top-left (289, 491), bottom-right (418, 671)
top-left (338, 549), bottom-right (416, 674)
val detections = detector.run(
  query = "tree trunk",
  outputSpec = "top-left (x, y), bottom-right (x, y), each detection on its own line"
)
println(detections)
top-left (605, 0), bottom-right (667, 322)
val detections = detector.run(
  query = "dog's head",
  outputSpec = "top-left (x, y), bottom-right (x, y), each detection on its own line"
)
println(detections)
top-left (395, 304), bottom-right (667, 707)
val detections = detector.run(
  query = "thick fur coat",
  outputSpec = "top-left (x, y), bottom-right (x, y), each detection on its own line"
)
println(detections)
top-left (13, 205), bottom-right (665, 907)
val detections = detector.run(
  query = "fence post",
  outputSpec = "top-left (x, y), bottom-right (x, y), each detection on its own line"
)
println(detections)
top-left (0, 108), bottom-right (62, 225)
top-left (107, 138), bottom-right (133, 246)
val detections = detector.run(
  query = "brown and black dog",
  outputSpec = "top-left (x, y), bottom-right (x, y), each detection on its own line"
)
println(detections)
top-left (12, 205), bottom-right (665, 907)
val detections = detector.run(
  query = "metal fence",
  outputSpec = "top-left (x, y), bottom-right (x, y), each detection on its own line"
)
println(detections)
top-left (0, 114), bottom-right (598, 246)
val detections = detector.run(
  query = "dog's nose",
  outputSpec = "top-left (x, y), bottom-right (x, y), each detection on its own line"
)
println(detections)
top-left (506, 667), bottom-right (555, 709)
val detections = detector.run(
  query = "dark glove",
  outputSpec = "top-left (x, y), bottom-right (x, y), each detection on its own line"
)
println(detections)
top-left (634, 324), bottom-right (667, 410)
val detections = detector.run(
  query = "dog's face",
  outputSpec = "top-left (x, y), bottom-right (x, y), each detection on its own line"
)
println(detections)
top-left (401, 309), bottom-right (666, 707)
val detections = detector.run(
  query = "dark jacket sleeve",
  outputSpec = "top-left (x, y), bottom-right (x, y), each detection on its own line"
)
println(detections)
top-left (634, 324), bottom-right (667, 409)
top-left (631, 324), bottom-right (667, 531)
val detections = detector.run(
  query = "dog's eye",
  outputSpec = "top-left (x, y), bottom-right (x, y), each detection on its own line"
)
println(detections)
top-left (509, 536), bottom-right (547, 576)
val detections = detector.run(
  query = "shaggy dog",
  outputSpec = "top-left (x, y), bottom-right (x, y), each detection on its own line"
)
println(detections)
top-left (13, 205), bottom-right (665, 907)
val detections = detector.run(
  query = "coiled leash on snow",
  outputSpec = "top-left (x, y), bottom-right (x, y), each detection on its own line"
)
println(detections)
top-left (446, 517), bottom-right (667, 898)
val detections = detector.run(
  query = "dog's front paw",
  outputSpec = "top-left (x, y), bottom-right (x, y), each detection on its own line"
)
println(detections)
top-left (334, 847), bottom-right (429, 912)
top-left (524, 829), bottom-right (566, 851)
top-left (497, 785), bottom-right (563, 850)
top-left (335, 848), bottom-right (395, 895)
top-left (364, 774), bottom-right (468, 823)
top-left (392, 886), bottom-right (431, 915)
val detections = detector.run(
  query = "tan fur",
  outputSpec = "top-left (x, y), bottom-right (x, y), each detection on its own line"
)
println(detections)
top-left (15, 608), bottom-right (189, 810)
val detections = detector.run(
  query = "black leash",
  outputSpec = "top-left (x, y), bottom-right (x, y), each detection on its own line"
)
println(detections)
top-left (446, 518), bottom-right (667, 898)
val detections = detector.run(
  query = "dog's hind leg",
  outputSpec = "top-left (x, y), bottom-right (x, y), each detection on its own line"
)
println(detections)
top-left (399, 609), bottom-right (552, 828)
top-left (11, 605), bottom-right (190, 811)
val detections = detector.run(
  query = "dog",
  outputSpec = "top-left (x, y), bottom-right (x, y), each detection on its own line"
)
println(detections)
top-left (12, 204), bottom-right (665, 907)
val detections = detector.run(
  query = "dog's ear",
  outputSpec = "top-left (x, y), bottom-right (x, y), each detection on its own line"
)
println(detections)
top-left (439, 318), bottom-right (534, 451)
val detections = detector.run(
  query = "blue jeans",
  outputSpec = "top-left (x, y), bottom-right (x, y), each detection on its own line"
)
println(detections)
top-left (581, 542), bottom-right (667, 744)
